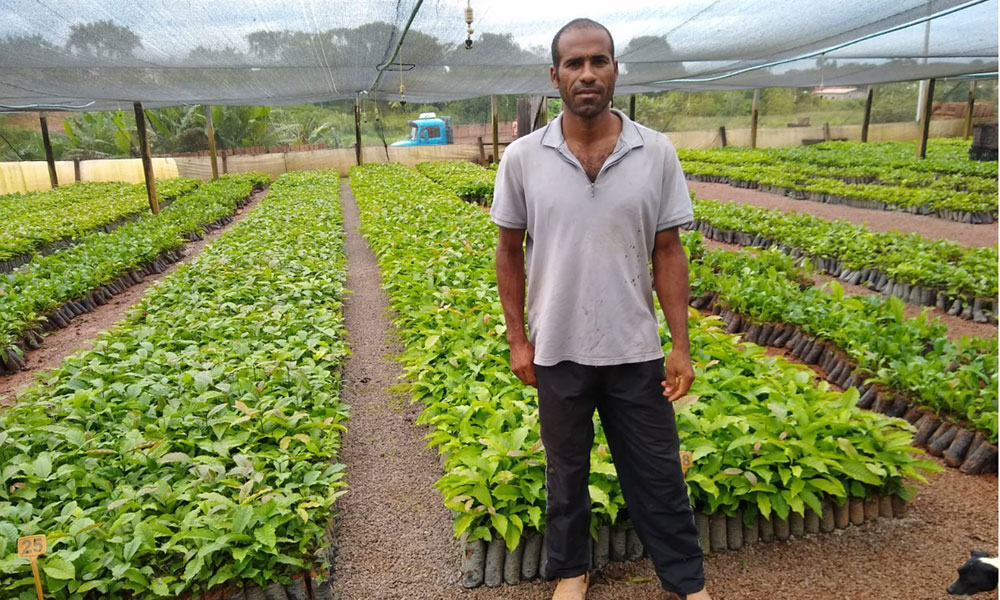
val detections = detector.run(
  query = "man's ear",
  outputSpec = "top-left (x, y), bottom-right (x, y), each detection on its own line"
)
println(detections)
top-left (614, 59), bottom-right (619, 76)
top-left (550, 65), bottom-right (559, 89)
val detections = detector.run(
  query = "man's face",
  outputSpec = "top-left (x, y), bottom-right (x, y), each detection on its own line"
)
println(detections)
top-left (550, 27), bottom-right (618, 120)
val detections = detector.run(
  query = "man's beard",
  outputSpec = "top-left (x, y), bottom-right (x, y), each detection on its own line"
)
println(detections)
top-left (561, 83), bottom-right (615, 119)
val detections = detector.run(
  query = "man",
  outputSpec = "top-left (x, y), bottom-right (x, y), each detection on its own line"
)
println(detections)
top-left (491, 18), bottom-right (712, 600)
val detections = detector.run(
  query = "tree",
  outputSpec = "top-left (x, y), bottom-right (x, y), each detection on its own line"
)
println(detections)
top-left (62, 111), bottom-right (136, 158)
top-left (0, 35), bottom-right (62, 65)
top-left (66, 20), bottom-right (142, 60)
top-left (617, 35), bottom-right (685, 85)
top-left (760, 88), bottom-right (795, 115)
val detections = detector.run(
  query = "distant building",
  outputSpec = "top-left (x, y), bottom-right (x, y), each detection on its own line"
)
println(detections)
top-left (813, 86), bottom-right (869, 100)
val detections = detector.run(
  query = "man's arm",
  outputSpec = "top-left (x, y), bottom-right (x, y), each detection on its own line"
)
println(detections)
top-left (496, 226), bottom-right (536, 387)
top-left (652, 227), bottom-right (694, 401)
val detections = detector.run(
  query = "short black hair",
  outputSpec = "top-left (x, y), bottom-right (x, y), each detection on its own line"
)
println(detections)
top-left (551, 18), bottom-right (615, 70)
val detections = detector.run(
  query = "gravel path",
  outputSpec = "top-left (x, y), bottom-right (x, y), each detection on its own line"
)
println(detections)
top-left (328, 180), bottom-right (465, 599)
top-left (688, 181), bottom-right (998, 248)
top-left (0, 186), bottom-right (270, 405)
top-left (333, 179), bottom-right (998, 600)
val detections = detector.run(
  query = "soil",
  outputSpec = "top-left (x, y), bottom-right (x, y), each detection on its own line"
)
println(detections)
top-left (331, 180), bottom-right (999, 600)
top-left (688, 181), bottom-right (998, 248)
top-left (0, 186), bottom-right (269, 405)
top-left (698, 237), bottom-right (997, 341)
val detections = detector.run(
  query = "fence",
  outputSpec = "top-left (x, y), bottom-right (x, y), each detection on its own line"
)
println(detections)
top-left (0, 117), bottom-right (993, 193)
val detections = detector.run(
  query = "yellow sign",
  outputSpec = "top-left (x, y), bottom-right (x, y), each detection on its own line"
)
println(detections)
top-left (17, 535), bottom-right (46, 600)
top-left (679, 450), bottom-right (693, 475)
top-left (17, 535), bottom-right (46, 557)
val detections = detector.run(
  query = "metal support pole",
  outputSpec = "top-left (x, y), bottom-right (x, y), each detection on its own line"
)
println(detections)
top-left (750, 89), bottom-right (759, 149)
top-left (963, 81), bottom-right (976, 140)
top-left (719, 126), bottom-right (727, 148)
top-left (39, 112), bottom-right (58, 189)
top-left (354, 98), bottom-right (363, 166)
top-left (629, 94), bottom-right (636, 121)
top-left (205, 105), bottom-right (219, 180)
top-left (861, 87), bottom-right (874, 143)
top-left (917, 78), bottom-right (935, 159)
top-left (491, 95), bottom-right (499, 165)
top-left (133, 101), bottom-right (159, 214)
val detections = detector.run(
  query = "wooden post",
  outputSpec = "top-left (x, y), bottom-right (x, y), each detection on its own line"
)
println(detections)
top-left (750, 89), bottom-right (759, 149)
top-left (629, 94), bottom-right (636, 121)
top-left (477, 136), bottom-right (487, 166)
top-left (917, 78), bottom-right (935, 159)
top-left (491, 95), bottom-right (499, 165)
top-left (861, 87), bottom-right (874, 143)
top-left (204, 105), bottom-right (219, 180)
top-left (719, 126), bottom-right (728, 148)
top-left (963, 81), bottom-right (976, 140)
top-left (39, 112), bottom-right (58, 189)
top-left (221, 154), bottom-right (228, 174)
top-left (534, 96), bottom-right (549, 129)
top-left (823, 122), bottom-right (831, 142)
top-left (73, 158), bottom-right (81, 182)
top-left (516, 97), bottom-right (531, 139)
top-left (354, 98), bottom-right (363, 166)
top-left (133, 101), bottom-right (159, 214)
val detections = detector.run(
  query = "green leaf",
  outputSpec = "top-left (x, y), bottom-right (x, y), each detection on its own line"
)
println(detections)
top-left (33, 453), bottom-right (52, 479)
top-left (42, 556), bottom-right (75, 580)
top-left (232, 505), bottom-right (253, 534)
top-left (257, 524), bottom-right (276, 548)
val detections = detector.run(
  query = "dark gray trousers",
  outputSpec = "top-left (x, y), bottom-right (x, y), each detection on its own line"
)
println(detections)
top-left (535, 358), bottom-right (705, 596)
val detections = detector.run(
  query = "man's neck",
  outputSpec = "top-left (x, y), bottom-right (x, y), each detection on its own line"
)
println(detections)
top-left (561, 108), bottom-right (621, 145)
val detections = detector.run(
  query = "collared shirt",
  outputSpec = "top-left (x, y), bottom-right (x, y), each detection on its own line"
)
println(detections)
top-left (490, 109), bottom-right (693, 367)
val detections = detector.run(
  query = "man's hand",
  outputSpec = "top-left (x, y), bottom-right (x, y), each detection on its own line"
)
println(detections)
top-left (509, 338), bottom-right (537, 387)
top-left (661, 349), bottom-right (694, 402)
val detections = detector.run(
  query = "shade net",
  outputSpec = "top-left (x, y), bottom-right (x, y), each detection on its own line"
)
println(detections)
top-left (0, 0), bottom-right (995, 110)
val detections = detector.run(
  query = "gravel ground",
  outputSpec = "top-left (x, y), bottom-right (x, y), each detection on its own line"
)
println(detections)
top-left (333, 179), bottom-right (998, 600)
top-left (688, 181), bottom-right (998, 248)
top-left (0, 186), bottom-right (270, 405)
top-left (327, 180), bottom-right (464, 599)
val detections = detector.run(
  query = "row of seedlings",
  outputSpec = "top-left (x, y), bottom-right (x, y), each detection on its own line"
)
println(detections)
top-left (416, 160), bottom-right (496, 205)
top-left (680, 163), bottom-right (997, 224)
top-left (677, 140), bottom-right (997, 223)
top-left (350, 162), bottom-right (937, 588)
top-left (0, 178), bottom-right (201, 273)
top-left (689, 199), bottom-right (998, 323)
top-left (684, 237), bottom-right (998, 472)
top-left (0, 173), bottom-right (270, 376)
top-left (0, 171), bottom-right (347, 600)
top-left (681, 139), bottom-right (998, 181)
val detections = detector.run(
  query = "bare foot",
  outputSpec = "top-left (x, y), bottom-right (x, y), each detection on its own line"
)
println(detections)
top-left (552, 573), bottom-right (589, 600)
top-left (685, 588), bottom-right (712, 600)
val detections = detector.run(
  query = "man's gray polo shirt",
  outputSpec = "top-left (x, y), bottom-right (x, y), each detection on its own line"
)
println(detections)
top-left (490, 109), bottom-right (693, 367)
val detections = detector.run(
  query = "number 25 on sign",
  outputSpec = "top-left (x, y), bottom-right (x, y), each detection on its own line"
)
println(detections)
top-left (17, 535), bottom-right (47, 600)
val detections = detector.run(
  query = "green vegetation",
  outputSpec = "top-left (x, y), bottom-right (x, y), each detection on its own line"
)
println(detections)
top-left (680, 139), bottom-right (998, 181)
top-left (0, 170), bottom-right (348, 599)
top-left (416, 160), bottom-right (495, 203)
top-left (687, 239), bottom-right (999, 441)
top-left (0, 173), bottom-right (268, 363)
top-left (350, 162), bottom-right (934, 552)
top-left (691, 198), bottom-right (999, 299)
top-left (678, 140), bottom-right (998, 219)
top-left (0, 179), bottom-right (200, 263)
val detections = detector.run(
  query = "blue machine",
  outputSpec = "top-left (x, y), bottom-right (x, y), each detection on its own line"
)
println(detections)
top-left (391, 113), bottom-right (455, 146)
